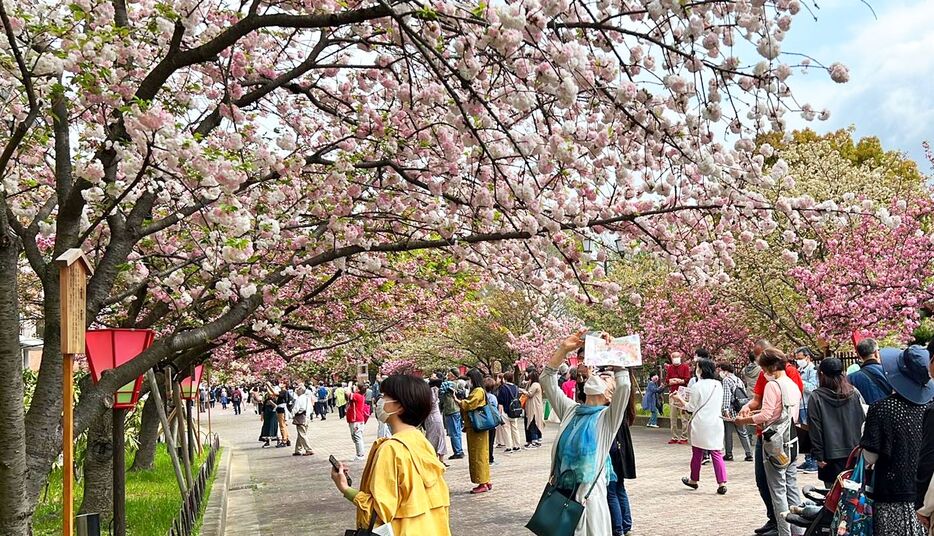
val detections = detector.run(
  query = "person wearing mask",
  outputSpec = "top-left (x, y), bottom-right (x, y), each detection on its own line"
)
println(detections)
top-left (849, 338), bottom-right (893, 405)
top-left (794, 347), bottom-right (819, 474)
top-left (718, 361), bottom-right (753, 462)
top-left (439, 369), bottom-right (465, 460)
top-left (608, 370), bottom-right (638, 536)
top-left (736, 341), bottom-right (804, 536)
top-left (735, 348), bottom-right (803, 536)
top-left (346, 382), bottom-right (369, 461)
top-left (917, 346), bottom-right (934, 535)
top-left (291, 385), bottom-right (313, 456)
top-left (664, 351), bottom-right (692, 444)
top-left (258, 392), bottom-right (280, 447)
top-left (455, 368), bottom-right (492, 494)
top-left (641, 374), bottom-right (662, 428)
top-left (497, 371), bottom-right (523, 453)
top-left (539, 330), bottom-right (631, 535)
top-left (335, 383), bottom-right (348, 419)
top-left (557, 363), bottom-right (570, 384)
top-left (806, 358), bottom-right (865, 488)
top-left (424, 377), bottom-right (448, 462)
top-left (672, 358), bottom-right (728, 494)
top-left (331, 374), bottom-right (451, 535)
top-left (861, 346), bottom-right (934, 536)
top-left (520, 369), bottom-right (545, 449)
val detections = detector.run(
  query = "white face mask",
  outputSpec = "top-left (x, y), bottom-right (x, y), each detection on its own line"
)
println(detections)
top-left (375, 398), bottom-right (399, 423)
top-left (719, 371), bottom-right (726, 380)
top-left (672, 358), bottom-right (682, 365)
top-left (796, 359), bottom-right (807, 369)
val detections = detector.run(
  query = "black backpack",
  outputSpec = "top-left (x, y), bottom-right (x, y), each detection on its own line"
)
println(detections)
top-left (505, 385), bottom-right (523, 418)
top-left (731, 381), bottom-right (750, 413)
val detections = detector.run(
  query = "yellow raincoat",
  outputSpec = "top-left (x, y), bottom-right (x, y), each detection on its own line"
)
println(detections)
top-left (352, 427), bottom-right (451, 535)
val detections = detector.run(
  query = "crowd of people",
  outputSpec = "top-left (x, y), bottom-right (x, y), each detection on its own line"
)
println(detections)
top-left (221, 331), bottom-right (934, 536)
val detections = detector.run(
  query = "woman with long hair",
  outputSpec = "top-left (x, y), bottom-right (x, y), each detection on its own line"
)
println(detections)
top-left (331, 374), bottom-right (451, 535)
top-left (806, 357), bottom-right (865, 488)
top-left (456, 368), bottom-right (493, 494)
top-left (538, 330), bottom-right (632, 534)
top-left (521, 369), bottom-right (545, 448)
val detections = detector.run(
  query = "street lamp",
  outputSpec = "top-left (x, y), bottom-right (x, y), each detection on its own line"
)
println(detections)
top-left (179, 364), bottom-right (204, 461)
top-left (85, 328), bottom-right (154, 536)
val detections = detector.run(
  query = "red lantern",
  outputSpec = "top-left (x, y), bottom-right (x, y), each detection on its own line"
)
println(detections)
top-left (85, 329), bottom-right (154, 410)
top-left (851, 330), bottom-right (864, 351)
top-left (180, 364), bottom-right (204, 400)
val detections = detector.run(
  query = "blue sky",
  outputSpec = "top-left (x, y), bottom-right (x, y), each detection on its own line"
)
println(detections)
top-left (780, 0), bottom-right (934, 165)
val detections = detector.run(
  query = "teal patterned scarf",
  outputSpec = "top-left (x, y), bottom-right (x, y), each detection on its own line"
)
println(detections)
top-left (555, 404), bottom-right (616, 489)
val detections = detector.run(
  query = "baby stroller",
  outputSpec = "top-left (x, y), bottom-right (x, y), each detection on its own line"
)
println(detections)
top-left (784, 447), bottom-right (863, 536)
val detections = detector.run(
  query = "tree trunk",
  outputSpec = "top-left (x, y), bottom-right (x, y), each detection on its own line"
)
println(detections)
top-left (130, 387), bottom-right (160, 471)
top-left (0, 236), bottom-right (29, 535)
top-left (79, 410), bottom-right (113, 519)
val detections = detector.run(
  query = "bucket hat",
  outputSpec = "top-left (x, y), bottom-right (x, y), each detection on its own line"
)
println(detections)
top-left (879, 345), bottom-right (934, 405)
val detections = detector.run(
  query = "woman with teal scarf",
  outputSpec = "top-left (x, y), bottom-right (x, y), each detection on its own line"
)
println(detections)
top-left (540, 330), bottom-right (632, 536)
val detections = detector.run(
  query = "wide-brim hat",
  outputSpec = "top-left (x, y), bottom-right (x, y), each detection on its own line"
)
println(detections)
top-left (879, 346), bottom-right (934, 405)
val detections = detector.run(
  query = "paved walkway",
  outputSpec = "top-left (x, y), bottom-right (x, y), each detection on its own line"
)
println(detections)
top-left (210, 407), bottom-right (819, 535)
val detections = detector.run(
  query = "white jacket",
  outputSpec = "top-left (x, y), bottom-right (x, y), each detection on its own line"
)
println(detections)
top-left (684, 378), bottom-right (725, 451)
top-left (291, 393), bottom-right (309, 415)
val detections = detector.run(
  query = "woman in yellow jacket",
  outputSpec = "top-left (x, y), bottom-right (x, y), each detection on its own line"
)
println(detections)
top-left (331, 374), bottom-right (451, 535)
top-left (456, 368), bottom-right (492, 494)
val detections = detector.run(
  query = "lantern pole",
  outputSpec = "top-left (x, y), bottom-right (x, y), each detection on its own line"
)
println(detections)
top-left (112, 407), bottom-right (127, 536)
top-left (62, 355), bottom-right (74, 536)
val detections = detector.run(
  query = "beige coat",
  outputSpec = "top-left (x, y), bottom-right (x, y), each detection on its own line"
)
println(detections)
top-left (524, 382), bottom-right (544, 432)
top-left (920, 473), bottom-right (934, 536)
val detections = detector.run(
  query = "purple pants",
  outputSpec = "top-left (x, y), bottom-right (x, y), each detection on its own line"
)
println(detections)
top-left (690, 446), bottom-right (728, 484)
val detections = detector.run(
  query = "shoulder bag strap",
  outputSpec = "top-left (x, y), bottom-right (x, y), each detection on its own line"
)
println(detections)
top-left (583, 456), bottom-right (607, 500)
top-left (862, 367), bottom-right (890, 394)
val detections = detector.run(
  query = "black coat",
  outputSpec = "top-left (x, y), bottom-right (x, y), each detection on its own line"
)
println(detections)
top-left (610, 419), bottom-right (636, 480)
top-left (807, 387), bottom-right (865, 463)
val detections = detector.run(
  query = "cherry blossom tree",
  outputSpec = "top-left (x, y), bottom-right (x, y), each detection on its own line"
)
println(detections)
top-left (0, 0), bottom-right (852, 530)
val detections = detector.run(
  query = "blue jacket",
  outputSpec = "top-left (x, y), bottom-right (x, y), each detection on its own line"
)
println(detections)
top-left (848, 363), bottom-right (892, 406)
top-left (641, 380), bottom-right (661, 411)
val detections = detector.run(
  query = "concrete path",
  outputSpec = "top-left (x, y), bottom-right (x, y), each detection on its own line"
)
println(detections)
top-left (211, 407), bottom-right (819, 535)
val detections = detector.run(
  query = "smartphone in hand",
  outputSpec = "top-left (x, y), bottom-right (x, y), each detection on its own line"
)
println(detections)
top-left (329, 455), bottom-right (352, 487)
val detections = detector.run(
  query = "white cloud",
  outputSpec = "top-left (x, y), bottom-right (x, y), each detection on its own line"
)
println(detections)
top-left (783, 0), bottom-right (934, 161)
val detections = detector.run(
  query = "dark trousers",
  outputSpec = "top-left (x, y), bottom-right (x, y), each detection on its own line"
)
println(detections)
top-left (607, 479), bottom-right (632, 535)
top-left (338, 405), bottom-right (346, 419)
top-left (233, 401), bottom-right (241, 415)
top-left (488, 426), bottom-right (495, 463)
top-left (525, 419), bottom-right (542, 443)
top-left (755, 437), bottom-right (776, 523)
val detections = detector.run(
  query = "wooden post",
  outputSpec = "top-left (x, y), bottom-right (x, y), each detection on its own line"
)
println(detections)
top-left (172, 379), bottom-right (194, 486)
top-left (56, 249), bottom-right (93, 536)
top-left (206, 365), bottom-right (212, 438)
top-left (144, 370), bottom-right (187, 498)
top-left (112, 408), bottom-right (127, 536)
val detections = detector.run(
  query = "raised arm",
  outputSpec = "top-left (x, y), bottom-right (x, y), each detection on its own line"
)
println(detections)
top-left (542, 365), bottom-right (576, 419)
top-left (603, 369), bottom-right (632, 434)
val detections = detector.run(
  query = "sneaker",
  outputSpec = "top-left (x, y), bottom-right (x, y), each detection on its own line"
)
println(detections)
top-left (489, 461), bottom-right (498, 466)
top-left (532, 442), bottom-right (542, 448)
top-left (470, 484), bottom-right (490, 494)
top-left (678, 439), bottom-right (689, 445)
top-left (702, 458), bottom-right (710, 465)
top-left (723, 455), bottom-right (734, 461)
top-left (800, 464), bottom-right (818, 474)
top-left (647, 424), bottom-right (659, 428)
top-left (292, 452), bottom-right (302, 456)
top-left (717, 485), bottom-right (727, 495)
top-left (745, 455), bottom-right (754, 462)
top-left (448, 453), bottom-right (465, 460)
top-left (754, 522), bottom-right (777, 534)
top-left (354, 455), bottom-right (366, 461)
top-left (667, 439), bottom-right (679, 444)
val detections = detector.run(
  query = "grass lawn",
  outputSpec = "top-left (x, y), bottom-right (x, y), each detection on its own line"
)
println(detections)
top-left (636, 403), bottom-right (671, 417)
top-left (33, 444), bottom-right (220, 536)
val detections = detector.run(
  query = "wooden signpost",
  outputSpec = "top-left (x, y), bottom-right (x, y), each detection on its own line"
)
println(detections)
top-left (56, 249), bottom-right (93, 536)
